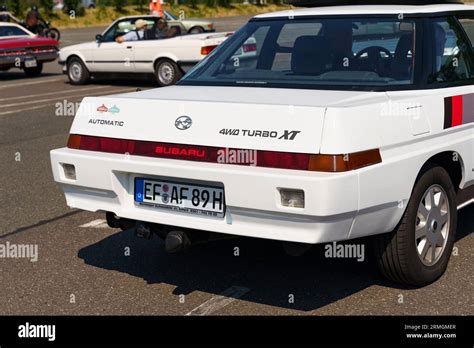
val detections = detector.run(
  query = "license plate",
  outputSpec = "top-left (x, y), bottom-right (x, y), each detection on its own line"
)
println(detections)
top-left (134, 178), bottom-right (225, 218)
top-left (24, 58), bottom-right (37, 68)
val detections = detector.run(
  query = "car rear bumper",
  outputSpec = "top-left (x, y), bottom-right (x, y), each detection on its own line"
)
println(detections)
top-left (59, 59), bottom-right (67, 73)
top-left (50, 148), bottom-right (403, 244)
top-left (0, 52), bottom-right (58, 68)
top-left (177, 60), bottom-right (200, 73)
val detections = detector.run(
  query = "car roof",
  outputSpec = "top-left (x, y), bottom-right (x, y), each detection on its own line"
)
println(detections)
top-left (0, 22), bottom-right (23, 27)
top-left (254, 3), bottom-right (474, 18)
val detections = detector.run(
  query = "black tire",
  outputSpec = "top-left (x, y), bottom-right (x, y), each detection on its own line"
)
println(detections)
top-left (48, 28), bottom-right (61, 41)
top-left (154, 59), bottom-right (182, 87)
top-left (24, 62), bottom-right (43, 77)
top-left (374, 166), bottom-right (457, 287)
top-left (67, 57), bottom-right (90, 85)
top-left (188, 26), bottom-right (204, 34)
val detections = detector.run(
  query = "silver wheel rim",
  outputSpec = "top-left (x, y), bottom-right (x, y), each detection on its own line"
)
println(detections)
top-left (415, 184), bottom-right (450, 266)
top-left (69, 62), bottom-right (82, 82)
top-left (190, 27), bottom-right (203, 34)
top-left (158, 62), bottom-right (174, 85)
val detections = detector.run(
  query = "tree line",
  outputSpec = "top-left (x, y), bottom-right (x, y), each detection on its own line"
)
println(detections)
top-left (4, 0), bottom-right (281, 17)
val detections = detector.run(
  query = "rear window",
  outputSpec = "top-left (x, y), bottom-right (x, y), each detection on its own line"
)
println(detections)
top-left (0, 25), bottom-right (29, 37)
top-left (180, 17), bottom-right (417, 90)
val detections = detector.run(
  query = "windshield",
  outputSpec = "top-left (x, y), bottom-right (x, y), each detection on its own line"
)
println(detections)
top-left (165, 11), bottom-right (177, 21)
top-left (179, 17), bottom-right (418, 90)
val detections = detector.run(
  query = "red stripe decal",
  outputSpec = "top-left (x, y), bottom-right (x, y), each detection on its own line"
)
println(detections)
top-left (451, 95), bottom-right (463, 127)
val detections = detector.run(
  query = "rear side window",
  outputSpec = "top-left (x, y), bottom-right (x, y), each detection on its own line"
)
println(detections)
top-left (458, 16), bottom-right (474, 48)
top-left (428, 17), bottom-right (474, 83)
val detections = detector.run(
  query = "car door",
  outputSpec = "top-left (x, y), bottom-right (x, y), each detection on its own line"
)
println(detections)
top-left (385, 15), bottom-right (474, 187)
top-left (424, 15), bottom-right (474, 184)
top-left (454, 13), bottom-right (474, 186)
top-left (90, 19), bottom-right (137, 73)
top-left (429, 16), bottom-right (474, 183)
top-left (128, 19), bottom-right (159, 73)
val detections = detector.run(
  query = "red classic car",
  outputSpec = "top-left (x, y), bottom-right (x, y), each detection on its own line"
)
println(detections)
top-left (0, 22), bottom-right (59, 77)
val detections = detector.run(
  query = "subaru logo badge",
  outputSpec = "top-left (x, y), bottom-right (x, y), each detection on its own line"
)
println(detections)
top-left (175, 116), bottom-right (192, 130)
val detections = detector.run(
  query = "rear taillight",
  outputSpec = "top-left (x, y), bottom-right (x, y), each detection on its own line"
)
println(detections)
top-left (0, 46), bottom-right (56, 57)
top-left (243, 43), bottom-right (257, 53)
top-left (67, 135), bottom-right (381, 172)
top-left (0, 49), bottom-right (27, 57)
top-left (201, 45), bottom-right (218, 55)
top-left (30, 46), bottom-right (57, 54)
top-left (67, 134), bottom-right (81, 149)
top-left (257, 150), bottom-right (309, 170)
top-left (308, 150), bottom-right (382, 172)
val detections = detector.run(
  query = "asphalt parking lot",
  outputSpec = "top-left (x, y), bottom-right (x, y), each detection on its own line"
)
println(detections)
top-left (0, 16), bottom-right (473, 316)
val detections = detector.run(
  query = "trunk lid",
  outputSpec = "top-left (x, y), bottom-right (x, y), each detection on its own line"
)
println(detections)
top-left (71, 86), bottom-right (383, 154)
top-left (176, 32), bottom-right (232, 49)
top-left (0, 36), bottom-right (58, 49)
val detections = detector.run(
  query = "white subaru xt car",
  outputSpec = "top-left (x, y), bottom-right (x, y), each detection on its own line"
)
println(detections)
top-left (51, 0), bottom-right (474, 286)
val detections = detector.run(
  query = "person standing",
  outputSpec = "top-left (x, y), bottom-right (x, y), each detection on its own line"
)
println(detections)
top-left (149, 0), bottom-right (163, 17)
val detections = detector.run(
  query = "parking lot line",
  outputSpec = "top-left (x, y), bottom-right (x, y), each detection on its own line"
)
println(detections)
top-left (0, 88), bottom-right (137, 116)
top-left (0, 85), bottom-right (113, 102)
top-left (0, 88), bottom-right (134, 108)
top-left (0, 104), bottom-right (52, 116)
top-left (0, 77), bottom-right (64, 89)
top-left (79, 219), bottom-right (109, 229)
top-left (186, 286), bottom-right (250, 316)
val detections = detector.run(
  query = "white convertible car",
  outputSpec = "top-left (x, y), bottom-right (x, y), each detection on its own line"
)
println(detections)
top-left (58, 15), bottom-right (231, 86)
top-left (51, 0), bottom-right (474, 286)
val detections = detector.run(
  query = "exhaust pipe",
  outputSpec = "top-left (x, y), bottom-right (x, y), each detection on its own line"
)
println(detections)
top-left (165, 230), bottom-right (192, 253)
top-left (128, 219), bottom-right (236, 253)
top-left (132, 223), bottom-right (192, 251)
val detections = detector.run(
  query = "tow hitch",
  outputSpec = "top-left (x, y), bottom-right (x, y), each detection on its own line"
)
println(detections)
top-left (111, 214), bottom-right (236, 253)
top-left (134, 222), bottom-right (153, 240)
